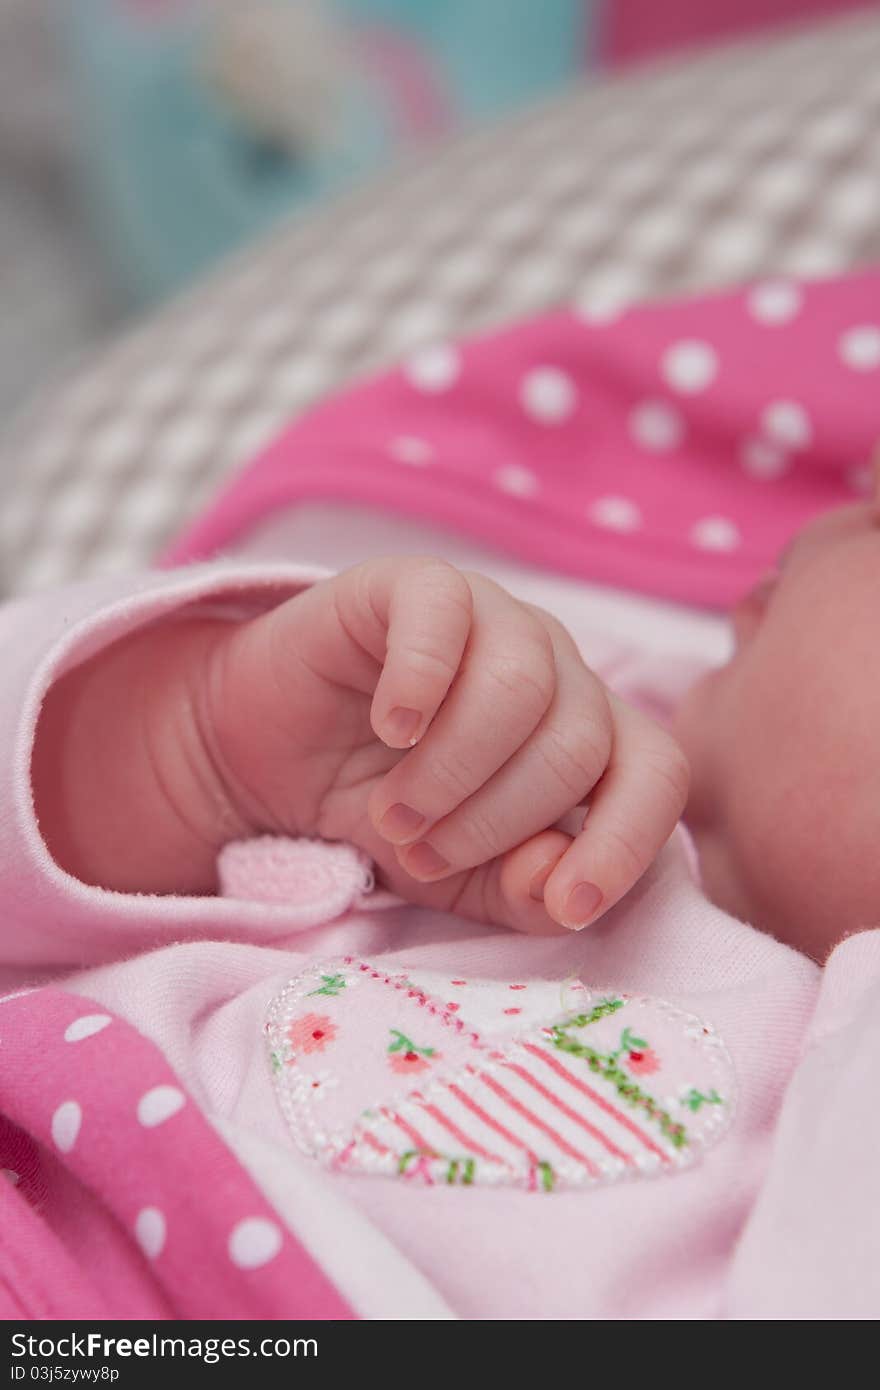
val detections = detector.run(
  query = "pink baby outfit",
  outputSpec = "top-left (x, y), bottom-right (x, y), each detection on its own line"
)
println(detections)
top-left (3, 267), bottom-right (880, 1321)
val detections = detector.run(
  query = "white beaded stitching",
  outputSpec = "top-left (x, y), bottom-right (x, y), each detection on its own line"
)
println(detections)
top-left (265, 958), bottom-right (737, 1191)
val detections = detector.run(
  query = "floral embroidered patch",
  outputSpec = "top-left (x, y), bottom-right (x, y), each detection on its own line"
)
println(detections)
top-left (265, 959), bottom-right (735, 1193)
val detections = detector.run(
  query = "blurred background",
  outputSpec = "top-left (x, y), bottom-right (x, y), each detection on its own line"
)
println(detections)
top-left (1, 0), bottom-right (871, 418)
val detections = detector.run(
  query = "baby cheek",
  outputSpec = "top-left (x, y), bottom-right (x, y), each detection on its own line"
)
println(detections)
top-left (722, 631), bottom-right (880, 948)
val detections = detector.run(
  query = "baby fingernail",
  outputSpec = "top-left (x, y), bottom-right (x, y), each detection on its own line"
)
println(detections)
top-left (529, 861), bottom-right (555, 902)
top-left (563, 881), bottom-right (603, 930)
top-left (404, 841), bottom-right (450, 879)
top-left (385, 707), bottom-right (421, 746)
top-left (378, 803), bottom-right (425, 843)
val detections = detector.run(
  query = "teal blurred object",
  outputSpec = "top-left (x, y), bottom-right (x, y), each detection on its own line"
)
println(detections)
top-left (56, 0), bottom-right (593, 306)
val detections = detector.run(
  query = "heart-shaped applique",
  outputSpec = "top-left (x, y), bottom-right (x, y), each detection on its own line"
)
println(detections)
top-left (265, 958), bottom-right (735, 1193)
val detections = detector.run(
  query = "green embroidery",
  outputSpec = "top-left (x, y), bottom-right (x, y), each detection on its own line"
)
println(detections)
top-left (396, 1149), bottom-right (556, 1191)
top-left (547, 1022), bottom-right (689, 1150)
top-left (537, 1161), bottom-right (556, 1193)
top-left (270, 1051), bottom-right (283, 1073)
top-left (445, 1157), bottom-right (476, 1185)
top-left (398, 1149), bottom-right (475, 1185)
top-left (617, 1025), bottom-right (648, 1056)
top-left (605, 1025), bottom-right (656, 1065)
top-left (398, 1149), bottom-right (422, 1175)
top-left (682, 1087), bottom-right (723, 1113)
top-left (307, 973), bottom-right (347, 998)
top-left (388, 1029), bottom-right (436, 1058)
top-left (564, 997), bottom-right (625, 1028)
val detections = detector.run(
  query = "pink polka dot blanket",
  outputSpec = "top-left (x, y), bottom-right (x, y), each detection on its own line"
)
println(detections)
top-left (166, 268), bottom-right (880, 609)
top-left (0, 987), bottom-right (354, 1319)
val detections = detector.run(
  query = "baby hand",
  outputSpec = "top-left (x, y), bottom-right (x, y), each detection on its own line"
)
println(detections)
top-left (35, 558), bottom-right (689, 933)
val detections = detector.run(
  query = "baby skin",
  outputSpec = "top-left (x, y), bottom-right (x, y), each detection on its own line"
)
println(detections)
top-left (31, 462), bottom-right (880, 962)
top-left (32, 558), bottom-right (688, 936)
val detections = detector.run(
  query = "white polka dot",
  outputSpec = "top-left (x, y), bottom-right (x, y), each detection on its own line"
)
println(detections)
top-left (661, 340), bottom-right (718, 395)
top-left (761, 400), bottom-right (813, 450)
top-left (137, 1086), bottom-right (185, 1129)
top-left (740, 437), bottom-right (790, 481)
top-left (629, 399), bottom-right (684, 452)
top-left (747, 280), bottom-right (802, 326)
top-left (389, 435), bottom-right (433, 466)
top-left (64, 1014), bottom-right (112, 1043)
top-left (228, 1217), bottom-right (283, 1269)
top-left (51, 1100), bottom-right (82, 1154)
top-left (589, 496), bottom-right (643, 532)
top-left (839, 325), bottom-right (880, 372)
top-left (520, 367), bottom-right (578, 424)
top-left (135, 1207), bottom-right (166, 1260)
top-left (493, 465), bottom-right (539, 498)
top-left (2, 1168), bottom-right (20, 1185)
top-left (690, 517), bottom-right (741, 552)
top-left (404, 343), bottom-right (460, 393)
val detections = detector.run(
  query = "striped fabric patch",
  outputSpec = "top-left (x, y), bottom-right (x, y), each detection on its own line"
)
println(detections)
top-left (265, 958), bottom-right (734, 1193)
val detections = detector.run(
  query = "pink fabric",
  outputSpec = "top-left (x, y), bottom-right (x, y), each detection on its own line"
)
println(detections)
top-left (218, 835), bottom-right (376, 914)
top-left (58, 818), bottom-right (828, 1320)
top-left (0, 544), bottom-right (874, 1319)
top-left (0, 564), bottom-right (368, 1319)
top-left (4, 267), bottom-right (880, 1317)
top-left (165, 268), bottom-right (880, 611)
top-left (0, 564), bottom-right (349, 971)
top-left (603, 1), bottom-right (875, 67)
top-left (726, 930), bottom-right (880, 1319)
top-left (0, 988), bottom-right (353, 1320)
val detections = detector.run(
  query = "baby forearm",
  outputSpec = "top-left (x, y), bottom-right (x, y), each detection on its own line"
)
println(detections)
top-left (31, 617), bottom-right (251, 895)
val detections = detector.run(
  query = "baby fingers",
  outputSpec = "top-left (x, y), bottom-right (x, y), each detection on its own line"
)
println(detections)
top-left (371, 605), bottom-right (615, 881)
top-left (540, 696), bottom-right (690, 930)
top-left (368, 574), bottom-right (565, 858)
top-left (363, 557), bottom-right (475, 748)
